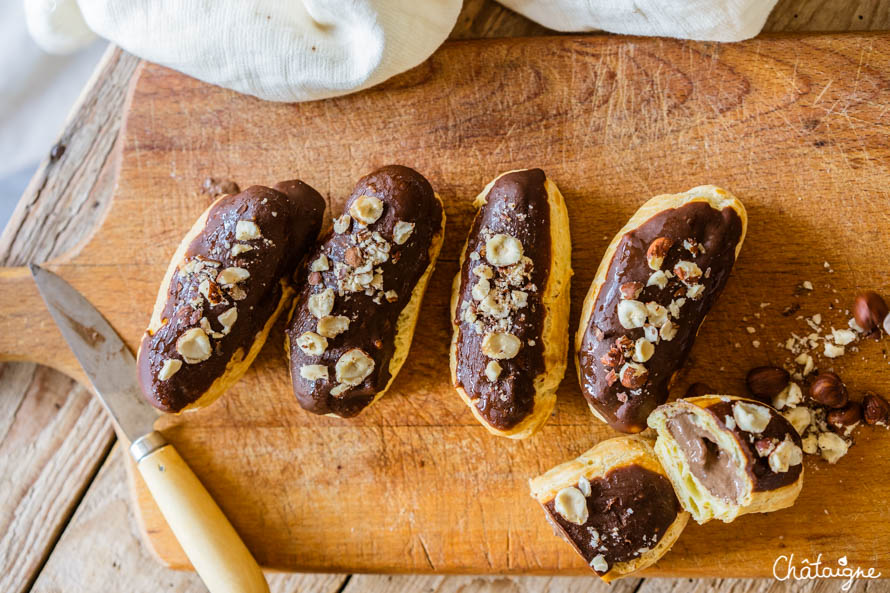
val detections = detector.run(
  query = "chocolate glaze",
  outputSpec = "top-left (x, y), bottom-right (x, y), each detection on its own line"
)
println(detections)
top-left (138, 182), bottom-right (325, 412)
top-left (703, 400), bottom-right (802, 492)
top-left (543, 464), bottom-right (680, 576)
top-left (578, 201), bottom-right (743, 433)
top-left (453, 169), bottom-right (551, 430)
top-left (286, 165), bottom-right (443, 417)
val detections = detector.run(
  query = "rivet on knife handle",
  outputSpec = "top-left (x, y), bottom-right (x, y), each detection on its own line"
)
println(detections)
top-left (132, 432), bottom-right (270, 593)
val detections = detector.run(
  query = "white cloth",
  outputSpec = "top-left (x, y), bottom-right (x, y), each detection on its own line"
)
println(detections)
top-left (25, 0), bottom-right (776, 103)
top-left (500, 0), bottom-right (778, 42)
top-left (26, 0), bottom-right (462, 102)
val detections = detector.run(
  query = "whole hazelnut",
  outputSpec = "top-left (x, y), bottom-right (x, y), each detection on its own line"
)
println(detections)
top-left (685, 382), bottom-right (713, 399)
top-left (826, 401), bottom-right (862, 433)
top-left (862, 392), bottom-right (890, 426)
top-left (808, 372), bottom-right (848, 408)
top-left (746, 366), bottom-right (790, 403)
top-left (853, 291), bottom-right (889, 334)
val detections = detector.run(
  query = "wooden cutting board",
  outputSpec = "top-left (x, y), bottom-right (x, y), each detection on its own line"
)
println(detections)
top-left (3, 33), bottom-right (890, 577)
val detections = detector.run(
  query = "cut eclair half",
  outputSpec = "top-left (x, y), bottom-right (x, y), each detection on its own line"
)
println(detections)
top-left (530, 436), bottom-right (689, 582)
top-left (648, 395), bottom-right (804, 524)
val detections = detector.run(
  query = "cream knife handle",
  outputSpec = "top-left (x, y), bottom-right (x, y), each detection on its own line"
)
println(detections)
top-left (132, 432), bottom-right (269, 593)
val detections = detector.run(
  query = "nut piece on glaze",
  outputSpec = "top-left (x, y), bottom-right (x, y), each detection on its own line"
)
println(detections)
top-left (853, 291), bottom-right (889, 334)
top-left (808, 372), bottom-right (848, 408)
top-left (745, 366), bottom-right (790, 403)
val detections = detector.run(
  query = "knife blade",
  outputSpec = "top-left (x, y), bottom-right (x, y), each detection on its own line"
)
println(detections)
top-left (29, 264), bottom-right (158, 442)
top-left (30, 264), bottom-right (269, 593)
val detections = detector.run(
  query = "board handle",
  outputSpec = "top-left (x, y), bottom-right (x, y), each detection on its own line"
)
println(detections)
top-left (133, 433), bottom-right (270, 593)
top-left (0, 265), bottom-right (84, 381)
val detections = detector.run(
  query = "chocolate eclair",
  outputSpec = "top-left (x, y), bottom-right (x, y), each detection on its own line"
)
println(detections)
top-left (138, 181), bottom-right (325, 412)
top-left (648, 395), bottom-right (804, 524)
top-left (575, 186), bottom-right (747, 433)
top-left (450, 169), bottom-right (572, 439)
top-left (286, 165), bottom-right (445, 417)
top-left (530, 436), bottom-right (688, 582)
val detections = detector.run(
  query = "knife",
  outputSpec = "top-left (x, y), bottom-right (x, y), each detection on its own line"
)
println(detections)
top-left (30, 265), bottom-right (269, 593)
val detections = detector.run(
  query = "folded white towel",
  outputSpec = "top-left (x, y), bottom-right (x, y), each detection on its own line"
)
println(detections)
top-left (499, 0), bottom-right (778, 42)
top-left (25, 0), bottom-right (777, 102)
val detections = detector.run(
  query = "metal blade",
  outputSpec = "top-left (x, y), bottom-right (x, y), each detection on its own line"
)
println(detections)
top-left (30, 265), bottom-right (158, 442)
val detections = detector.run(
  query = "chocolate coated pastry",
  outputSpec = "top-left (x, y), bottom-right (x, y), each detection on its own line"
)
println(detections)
top-left (575, 186), bottom-right (746, 433)
top-left (450, 169), bottom-right (572, 439)
top-left (530, 436), bottom-right (688, 582)
top-left (286, 165), bottom-right (445, 417)
top-left (138, 181), bottom-right (325, 412)
top-left (648, 395), bottom-right (804, 524)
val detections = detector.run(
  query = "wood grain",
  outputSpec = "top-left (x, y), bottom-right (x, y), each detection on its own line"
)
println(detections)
top-left (4, 31), bottom-right (889, 577)
top-left (30, 445), bottom-right (348, 593)
top-left (4, 1), bottom-right (890, 590)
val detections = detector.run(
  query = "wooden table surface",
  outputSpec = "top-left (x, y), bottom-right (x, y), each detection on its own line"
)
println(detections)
top-left (2, 1), bottom-right (889, 591)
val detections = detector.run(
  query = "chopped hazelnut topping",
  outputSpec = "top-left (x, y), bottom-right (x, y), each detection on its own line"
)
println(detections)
top-left (300, 364), bottom-right (328, 382)
top-left (645, 302), bottom-right (669, 327)
top-left (617, 300), bottom-right (647, 329)
top-left (158, 359), bottom-right (182, 381)
top-left (733, 401), bottom-right (771, 433)
top-left (230, 244), bottom-right (254, 257)
top-left (619, 282), bottom-right (643, 300)
top-left (349, 195), bottom-right (384, 225)
top-left (216, 266), bottom-right (250, 285)
top-left (643, 324), bottom-right (659, 343)
top-left (335, 349), bottom-right (375, 386)
top-left (673, 260), bottom-right (702, 284)
top-left (330, 383), bottom-right (350, 397)
top-left (482, 332), bottom-right (521, 359)
top-left (554, 487), bottom-right (588, 525)
top-left (384, 290), bottom-right (398, 302)
top-left (198, 279), bottom-right (225, 305)
top-left (511, 290), bottom-right (528, 308)
top-left (176, 327), bottom-right (212, 364)
top-left (668, 298), bottom-right (685, 318)
top-left (632, 337), bottom-right (654, 363)
top-left (473, 264), bottom-right (493, 279)
top-left (484, 360), bottom-right (502, 382)
top-left (333, 214), bottom-right (352, 234)
top-left (768, 436), bottom-right (803, 472)
top-left (317, 315), bottom-right (350, 338)
top-left (782, 406), bottom-right (811, 435)
top-left (646, 237), bottom-right (672, 270)
top-left (647, 270), bottom-right (669, 289)
top-left (235, 220), bottom-right (262, 241)
top-left (392, 220), bottom-right (415, 244)
top-left (308, 288), bottom-right (335, 319)
top-left (620, 362), bottom-right (649, 388)
top-left (590, 554), bottom-right (609, 573)
top-left (296, 331), bottom-right (328, 356)
top-left (686, 284), bottom-right (705, 300)
top-left (217, 307), bottom-right (237, 334)
top-left (485, 233), bottom-right (523, 267)
top-left (310, 255), bottom-right (330, 272)
top-left (577, 476), bottom-right (591, 497)
top-left (659, 320), bottom-right (678, 341)
top-left (472, 278), bottom-right (491, 301)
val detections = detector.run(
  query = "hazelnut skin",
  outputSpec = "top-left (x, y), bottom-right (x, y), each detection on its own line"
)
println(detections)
top-left (746, 366), bottom-right (790, 403)
top-left (827, 401), bottom-right (862, 433)
top-left (808, 372), bottom-right (848, 408)
top-left (863, 392), bottom-right (890, 426)
top-left (853, 291), bottom-right (889, 334)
